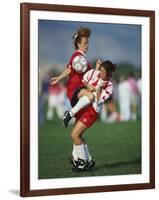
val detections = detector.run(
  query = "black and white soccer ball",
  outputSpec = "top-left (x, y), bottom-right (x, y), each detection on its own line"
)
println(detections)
top-left (72, 55), bottom-right (88, 73)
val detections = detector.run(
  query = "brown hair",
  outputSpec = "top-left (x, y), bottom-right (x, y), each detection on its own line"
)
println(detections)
top-left (73, 27), bottom-right (91, 49)
top-left (100, 60), bottom-right (117, 77)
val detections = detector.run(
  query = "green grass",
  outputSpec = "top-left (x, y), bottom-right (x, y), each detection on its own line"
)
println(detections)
top-left (38, 116), bottom-right (141, 179)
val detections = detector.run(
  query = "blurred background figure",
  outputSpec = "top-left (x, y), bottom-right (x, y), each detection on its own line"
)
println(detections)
top-left (63, 91), bottom-right (76, 125)
top-left (137, 75), bottom-right (142, 120)
top-left (100, 103), bottom-right (107, 123)
top-left (106, 79), bottom-right (120, 123)
top-left (118, 76), bottom-right (132, 121)
top-left (47, 82), bottom-right (66, 121)
top-left (39, 72), bottom-right (50, 125)
top-left (127, 72), bottom-right (139, 121)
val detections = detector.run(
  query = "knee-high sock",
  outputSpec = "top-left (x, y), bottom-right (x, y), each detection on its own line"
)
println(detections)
top-left (72, 144), bottom-right (78, 161)
top-left (70, 96), bottom-right (91, 117)
top-left (84, 144), bottom-right (92, 161)
top-left (74, 143), bottom-right (86, 161)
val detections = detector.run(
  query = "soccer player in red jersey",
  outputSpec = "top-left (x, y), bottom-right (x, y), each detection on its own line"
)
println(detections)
top-left (50, 27), bottom-right (101, 117)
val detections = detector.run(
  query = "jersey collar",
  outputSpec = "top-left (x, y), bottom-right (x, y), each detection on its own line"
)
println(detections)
top-left (76, 50), bottom-right (85, 56)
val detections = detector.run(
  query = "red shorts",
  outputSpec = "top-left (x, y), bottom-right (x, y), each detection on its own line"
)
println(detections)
top-left (75, 105), bottom-right (99, 128)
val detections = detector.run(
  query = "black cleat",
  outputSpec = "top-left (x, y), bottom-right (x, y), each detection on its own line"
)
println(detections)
top-left (72, 159), bottom-right (96, 172)
top-left (71, 158), bottom-right (88, 172)
top-left (69, 157), bottom-right (79, 168)
top-left (63, 111), bottom-right (72, 128)
top-left (84, 160), bottom-right (95, 170)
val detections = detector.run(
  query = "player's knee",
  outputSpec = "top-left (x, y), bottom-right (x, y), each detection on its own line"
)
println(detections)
top-left (71, 131), bottom-right (81, 143)
top-left (78, 90), bottom-right (94, 102)
top-left (70, 132), bottom-right (77, 141)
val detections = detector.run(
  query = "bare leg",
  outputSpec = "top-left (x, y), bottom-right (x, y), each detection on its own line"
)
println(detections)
top-left (77, 88), bottom-right (95, 102)
top-left (70, 120), bottom-right (95, 169)
top-left (71, 120), bottom-right (87, 145)
top-left (70, 120), bottom-right (87, 160)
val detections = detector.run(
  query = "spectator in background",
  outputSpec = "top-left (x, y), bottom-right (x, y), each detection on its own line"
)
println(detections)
top-left (47, 82), bottom-right (66, 120)
top-left (137, 76), bottom-right (142, 120)
top-left (100, 103), bottom-right (107, 123)
top-left (127, 72), bottom-right (139, 121)
top-left (118, 76), bottom-right (132, 121)
top-left (39, 73), bottom-right (50, 125)
top-left (137, 76), bottom-right (141, 93)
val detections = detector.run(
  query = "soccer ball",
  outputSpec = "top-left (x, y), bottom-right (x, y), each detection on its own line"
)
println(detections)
top-left (72, 55), bottom-right (88, 73)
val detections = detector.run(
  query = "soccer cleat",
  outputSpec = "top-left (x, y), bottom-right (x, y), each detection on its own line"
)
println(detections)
top-left (72, 159), bottom-right (96, 172)
top-left (69, 157), bottom-right (79, 168)
top-left (63, 111), bottom-right (72, 128)
top-left (84, 160), bottom-right (96, 170)
top-left (72, 158), bottom-right (88, 172)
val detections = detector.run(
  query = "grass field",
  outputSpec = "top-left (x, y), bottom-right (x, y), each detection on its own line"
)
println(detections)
top-left (38, 116), bottom-right (141, 179)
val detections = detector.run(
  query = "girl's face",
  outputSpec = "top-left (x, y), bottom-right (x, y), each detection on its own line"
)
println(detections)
top-left (99, 66), bottom-right (108, 80)
top-left (77, 37), bottom-right (89, 54)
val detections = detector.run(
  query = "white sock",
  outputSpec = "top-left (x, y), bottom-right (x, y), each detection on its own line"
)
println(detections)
top-left (84, 144), bottom-right (92, 161)
top-left (70, 96), bottom-right (91, 117)
top-left (72, 144), bottom-right (78, 161)
top-left (74, 143), bottom-right (86, 161)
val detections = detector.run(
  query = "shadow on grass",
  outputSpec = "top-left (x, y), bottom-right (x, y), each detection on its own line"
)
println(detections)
top-left (94, 157), bottom-right (141, 170)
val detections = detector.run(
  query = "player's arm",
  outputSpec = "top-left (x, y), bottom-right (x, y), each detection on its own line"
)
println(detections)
top-left (50, 67), bottom-right (71, 86)
top-left (97, 83), bottom-right (113, 104)
top-left (82, 70), bottom-right (104, 99)
top-left (94, 78), bottom-right (107, 102)
top-left (96, 86), bottom-right (103, 102)
top-left (82, 69), bottom-right (96, 92)
top-left (83, 78), bottom-right (103, 102)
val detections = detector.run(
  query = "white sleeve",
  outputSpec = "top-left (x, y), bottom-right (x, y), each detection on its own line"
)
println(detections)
top-left (82, 69), bottom-right (94, 84)
top-left (98, 84), bottom-right (113, 104)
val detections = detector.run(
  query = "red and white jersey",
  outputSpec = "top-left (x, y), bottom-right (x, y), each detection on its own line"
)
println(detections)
top-left (66, 50), bottom-right (92, 101)
top-left (82, 69), bottom-right (113, 113)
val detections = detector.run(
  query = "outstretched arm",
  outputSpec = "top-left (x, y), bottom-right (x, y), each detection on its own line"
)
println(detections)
top-left (97, 82), bottom-right (113, 104)
top-left (50, 67), bottom-right (71, 85)
top-left (95, 79), bottom-right (111, 102)
top-left (96, 85), bottom-right (103, 102)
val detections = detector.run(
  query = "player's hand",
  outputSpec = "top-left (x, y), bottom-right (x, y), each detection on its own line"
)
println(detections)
top-left (50, 77), bottom-right (60, 86)
top-left (96, 59), bottom-right (102, 70)
top-left (96, 78), bottom-right (107, 88)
